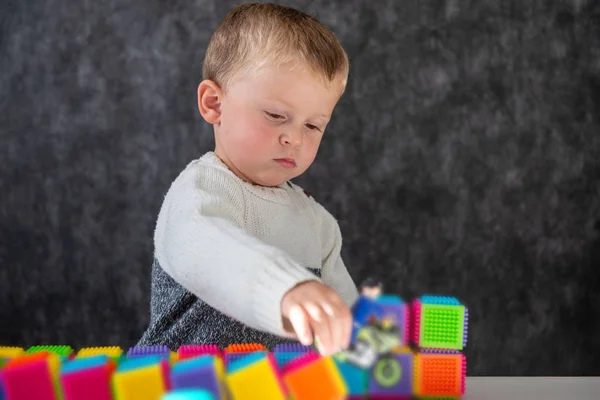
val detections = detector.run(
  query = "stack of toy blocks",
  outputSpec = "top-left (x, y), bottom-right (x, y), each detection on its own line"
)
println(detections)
top-left (0, 292), bottom-right (470, 399)
top-left (411, 295), bottom-right (469, 399)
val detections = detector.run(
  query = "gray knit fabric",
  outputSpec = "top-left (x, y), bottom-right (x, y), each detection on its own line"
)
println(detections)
top-left (138, 257), bottom-right (321, 350)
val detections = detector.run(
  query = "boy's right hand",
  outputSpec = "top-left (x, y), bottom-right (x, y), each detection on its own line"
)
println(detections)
top-left (281, 281), bottom-right (353, 356)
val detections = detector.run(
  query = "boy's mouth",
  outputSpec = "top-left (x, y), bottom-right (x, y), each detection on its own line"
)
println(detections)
top-left (274, 158), bottom-right (297, 168)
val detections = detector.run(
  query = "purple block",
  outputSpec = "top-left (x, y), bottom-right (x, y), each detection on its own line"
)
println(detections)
top-left (368, 351), bottom-right (413, 397)
top-left (126, 345), bottom-right (170, 360)
top-left (171, 357), bottom-right (221, 396)
top-left (272, 343), bottom-right (312, 353)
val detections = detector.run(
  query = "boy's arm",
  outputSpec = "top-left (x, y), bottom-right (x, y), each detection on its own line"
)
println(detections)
top-left (312, 201), bottom-right (359, 307)
top-left (154, 163), bottom-right (319, 337)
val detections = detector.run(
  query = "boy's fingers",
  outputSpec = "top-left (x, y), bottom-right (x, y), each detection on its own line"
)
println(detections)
top-left (288, 305), bottom-right (313, 346)
top-left (321, 302), bottom-right (343, 353)
top-left (305, 302), bottom-right (333, 355)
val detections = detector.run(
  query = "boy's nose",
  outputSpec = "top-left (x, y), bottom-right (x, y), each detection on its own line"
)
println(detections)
top-left (280, 128), bottom-right (303, 147)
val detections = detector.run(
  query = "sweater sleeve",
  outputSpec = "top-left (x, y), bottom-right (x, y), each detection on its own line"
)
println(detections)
top-left (153, 162), bottom-right (320, 337)
top-left (312, 200), bottom-right (359, 308)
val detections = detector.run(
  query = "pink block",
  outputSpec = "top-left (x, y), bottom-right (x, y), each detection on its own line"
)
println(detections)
top-left (177, 344), bottom-right (222, 360)
top-left (411, 300), bottom-right (422, 346)
top-left (1, 359), bottom-right (57, 400)
top-left (61, 364), bottom-right (114, 400)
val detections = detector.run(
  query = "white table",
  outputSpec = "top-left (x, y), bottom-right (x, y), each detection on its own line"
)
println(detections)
top-left (463, 377), bottom-right (600, 400)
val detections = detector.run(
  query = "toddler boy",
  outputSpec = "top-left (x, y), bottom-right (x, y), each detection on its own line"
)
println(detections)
top-left (138, 2), bottom-right (359, 356)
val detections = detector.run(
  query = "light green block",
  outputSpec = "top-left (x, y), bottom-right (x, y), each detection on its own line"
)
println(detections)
top-left (420, 304), bottom-right (465, 350)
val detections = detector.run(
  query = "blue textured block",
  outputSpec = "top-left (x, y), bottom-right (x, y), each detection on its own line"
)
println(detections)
top-left (173, 356), bottom-right (216, 374)
top-left (334, 358), bottom-right (368, 395)
top-left (273, 352), bottom-right (304, 369)
top-left (162, 389), bottom-right (215, 400)
top-left (420, 295), bottom-right (461, 306)
top-left (118, 355), bottom-right (163, 373)
top-left (227, 352), bottom-right (267, 373)
top-left (61, 355), bottom-right (110, 374)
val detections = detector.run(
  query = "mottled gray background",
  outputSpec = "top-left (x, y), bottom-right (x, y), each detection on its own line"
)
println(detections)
top-left (1, 0), bottom-right (599, 376)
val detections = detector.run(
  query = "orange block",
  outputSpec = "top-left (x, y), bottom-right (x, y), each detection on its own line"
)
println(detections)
top-left (223, 343), bottom-right (267, 353)
top-left (414, 353), bottom-right (464, 397)
top-left (283, 356), bottom-right (347, 400)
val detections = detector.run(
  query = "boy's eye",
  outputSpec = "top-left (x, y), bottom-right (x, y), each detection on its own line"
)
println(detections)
top-left (265, 112), bottom-right (284, 120)
top-left (305, 123), bottom-right (321, 132)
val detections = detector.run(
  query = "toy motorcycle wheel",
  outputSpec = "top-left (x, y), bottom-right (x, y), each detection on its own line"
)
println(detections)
top-left (372, 354), bottom-right (402, 387)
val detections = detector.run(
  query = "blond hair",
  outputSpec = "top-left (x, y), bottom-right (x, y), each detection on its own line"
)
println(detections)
top-left (202, 3), bottom-right (349, 92)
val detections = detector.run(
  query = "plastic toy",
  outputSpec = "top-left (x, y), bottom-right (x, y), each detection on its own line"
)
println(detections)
top-left (0, 290), bottom-right (469, 399)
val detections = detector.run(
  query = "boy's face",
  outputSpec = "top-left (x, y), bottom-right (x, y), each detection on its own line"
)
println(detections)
top-left (210, 63), bottom-right (343, 187)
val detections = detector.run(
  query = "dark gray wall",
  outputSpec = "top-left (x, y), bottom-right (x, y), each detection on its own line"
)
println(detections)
top-left (1, 0), bottom-right (599, 376)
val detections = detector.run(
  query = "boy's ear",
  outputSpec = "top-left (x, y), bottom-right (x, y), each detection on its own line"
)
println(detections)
top-left (197, 79), bottom-right (223, 125)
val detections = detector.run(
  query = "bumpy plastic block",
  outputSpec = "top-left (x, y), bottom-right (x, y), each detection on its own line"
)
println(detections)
top-left (413, 352), bottom-right (466, 398)
top-left (368, 347), bottom-right (413, 398)
top-left (77, 347), bottom-right (123, 364)
top-left (412, 296), bottom-right (467, 350)
top-left (272, 343), bottom-right (313, 370)
top-left (161, 389), bottom-right (216, 400)
top-left (333, 358), bottom-right (368, 396)
top-left (377, 295), bottom-right (410, 345)
top-left (283, 355), bottom-right (347, 400)
top-left (227, 352), bottom-right (286, 400)
top-left (170, 355), bottom-right (225, 399)
top-left (127, 345), bottom-right (170, 360)
top-left (27, 345), bottom-right (74, 360)
top-left (113, 356), bottom-right (171, 400)
top-left (1, 352), bottom-right (62, 400)
top-left (0, 347), bottom-right (25, 369)
top-left (223, 343), bottom-right (267, 353)
top-left (60, 355), bottom-right (116, 400)
top-left (272, 343), bottom-right (312, 353)
top-left (177, 345), bottom-right (221, 361)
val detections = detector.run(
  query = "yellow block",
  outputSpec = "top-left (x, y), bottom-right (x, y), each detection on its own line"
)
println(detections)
top-left (112, 364), bottom-right (167, 400)
top-left (227, 356), bottom-right (285, 400)
top-left (0, 346), bottom-right (25, 360)
top-left (77, 346), bottom-right (123, 359)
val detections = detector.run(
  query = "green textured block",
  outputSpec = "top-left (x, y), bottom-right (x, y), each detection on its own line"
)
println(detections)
top-left (420, 304), bottom-right (465, 350)
top-left (26, 345), bottom-right (74, 358)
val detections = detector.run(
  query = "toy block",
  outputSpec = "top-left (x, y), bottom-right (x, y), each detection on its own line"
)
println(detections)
top-left (27, 345), bottom-right (74, 360)
top-left (60, 355), bottom-right (116, 400)
top-left (223, 343), bottom-right (267, 369)
top-left (226, 352), bottom-right (287, 400)
top-left (272, 343), bottom-right (312, 370)
top-left (272, 343), bottom-right (313, 353)
top-left (227, 351), bottom-right (268, 373)
top-left (0, 347), bottom-right (24, 368)
top-left (177, 345), bottom-right (221, 361)
top-left (411, 296), bottom-right (468, 350)
top-left (377, 295), bottom-right (410, 345)
top-left (170, 355), bottom-right (225, 399)
top-left (161, 389), bottom-right (216, 400)
top-left (112, 355), bottom-right (170, 400)
top-left (333, 357), bottom-right (368, 396)
top-left (0, 351), bottom-right (62, 400)
top-left (283, 355), bottom-right (347, 400)
top-left (413, 351), bottom-right (466, 398)
top-left (126, 345), bottom-right (170, 360)
top-left (368, 347), bottom-right (413, 399)
top-left (77, 346), bottom-right (123, 364)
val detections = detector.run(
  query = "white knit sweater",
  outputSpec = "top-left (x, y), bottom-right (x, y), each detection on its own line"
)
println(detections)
top-left (153, 152), bottom-right (359, 338)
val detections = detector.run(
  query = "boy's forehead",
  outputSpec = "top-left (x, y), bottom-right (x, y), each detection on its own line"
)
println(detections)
top-left (237, 62), bottom-right (343, 109)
